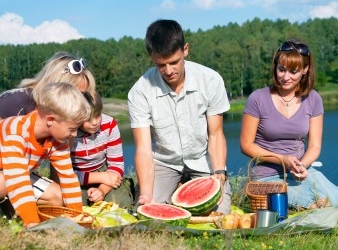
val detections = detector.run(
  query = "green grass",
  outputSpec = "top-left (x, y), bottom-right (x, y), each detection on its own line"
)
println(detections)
top-left (1, 174), bottom-right (338, 250)
top-left (1, 208), bottom-right (338, 250)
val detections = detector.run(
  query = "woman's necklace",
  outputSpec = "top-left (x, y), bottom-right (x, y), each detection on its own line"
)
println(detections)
top-left (278, 91), bottom-right (297, 117)
top-left (279, 93), bottom-right (296, 107)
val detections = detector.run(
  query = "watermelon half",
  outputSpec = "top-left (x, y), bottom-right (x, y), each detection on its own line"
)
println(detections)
top-left (171, 176), bottom-right (221, 216)
top-left (137, 203), bottom-right (191, 227)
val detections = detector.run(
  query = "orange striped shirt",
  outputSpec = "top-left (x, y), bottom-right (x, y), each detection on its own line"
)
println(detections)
top-left (0, 111), bottom-right (82, 225)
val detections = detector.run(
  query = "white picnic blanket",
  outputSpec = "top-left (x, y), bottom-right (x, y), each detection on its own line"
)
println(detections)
top-left (29, 207), bottom-right (338, 235)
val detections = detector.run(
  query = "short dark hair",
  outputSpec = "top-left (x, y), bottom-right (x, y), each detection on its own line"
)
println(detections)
top-left (146, 19), bottom-right (185, 57)
top-left (82, 91), bottom-right (103, 118)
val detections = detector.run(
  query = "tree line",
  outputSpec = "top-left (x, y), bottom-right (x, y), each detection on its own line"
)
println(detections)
top-left (0, 17), bottom-right (337, 99)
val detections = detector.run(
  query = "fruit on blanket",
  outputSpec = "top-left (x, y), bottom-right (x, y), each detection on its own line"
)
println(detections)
top-left (61, 213), bottom-right (93, 223)
top-left (137, 203), bottom-right (191, 227)
top-left (83, 201), bottom-right (119, 215)
top-left (238, 214), bottom-right (252, 229)
top-left (93, 210), bottom-right (138, 228)
top-left (221, 214), bottom-right (239, 229)
top-left (231, 205), bottom-right (245, 215)
top-left (217, 213), bottom-right (256, 229)
top-left (250, 213), bottom-right (256, 228)
top-left (172, 176), bottom-right (221, 216)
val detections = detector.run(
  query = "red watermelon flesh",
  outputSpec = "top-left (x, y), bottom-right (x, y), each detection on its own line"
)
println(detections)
top-left (137, 203), bottom-right (191, 227)
top-left (139, 203), bottom-right (188, 218)
top-left (172, 176), bottom-right (221, 215)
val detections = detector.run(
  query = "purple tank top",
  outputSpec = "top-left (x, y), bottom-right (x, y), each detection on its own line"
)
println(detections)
top-left (244, 86), bottom-right (324, 179)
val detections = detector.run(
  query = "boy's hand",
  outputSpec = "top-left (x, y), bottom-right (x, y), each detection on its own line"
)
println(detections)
top-left (87, 187), bottom-right (105, 203)
top-left (106, 171), bottom-right (123, 188)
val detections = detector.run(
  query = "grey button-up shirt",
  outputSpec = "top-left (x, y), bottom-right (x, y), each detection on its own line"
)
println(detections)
top-left (128, 61), bottom-right (230, 173)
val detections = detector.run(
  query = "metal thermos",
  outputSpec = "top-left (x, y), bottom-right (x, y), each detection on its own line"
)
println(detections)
top-left (255, 209), bottom-right (278, 228)
top-left (267, 192), bottom-right (288, 222)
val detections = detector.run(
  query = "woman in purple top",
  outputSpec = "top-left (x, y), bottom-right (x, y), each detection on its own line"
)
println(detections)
top-left (240, 40), bottom-right (338, 210)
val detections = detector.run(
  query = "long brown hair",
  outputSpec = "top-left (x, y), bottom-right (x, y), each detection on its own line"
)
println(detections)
top-left (271, 40), bottom-right (314, 96)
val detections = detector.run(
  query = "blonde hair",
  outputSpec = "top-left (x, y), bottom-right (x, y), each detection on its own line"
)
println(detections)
top-left (19, 51), bottom-right (96, 96)
top-left (32, 82), bottom-right (91, 124)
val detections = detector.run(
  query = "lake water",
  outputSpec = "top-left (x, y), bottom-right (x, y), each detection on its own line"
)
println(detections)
top-left (119, 109), bottom-right (338, 184)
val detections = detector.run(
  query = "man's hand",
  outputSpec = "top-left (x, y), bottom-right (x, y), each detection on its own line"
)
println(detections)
top-left (138, 193), bottom-right (153, 206)
top-left (212, 174), bottom-right (226, 205)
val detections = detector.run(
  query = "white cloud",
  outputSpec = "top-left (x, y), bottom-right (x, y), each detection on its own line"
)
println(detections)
top-left (0, 13), bottom-right (84, 45)
top-left (160, 0), bottom-right (176, 10)
top-left (154, 0), bottom-right (245, 11)
top-left (191, 0), bottom-right (244, 9)
top-left (192, 0), bottom-right (215, 9)
top-left (309, 2), bottom-right (338, 19)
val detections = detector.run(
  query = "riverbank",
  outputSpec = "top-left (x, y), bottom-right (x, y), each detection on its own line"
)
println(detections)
top-left (103, 86), bottom-right (338, 123)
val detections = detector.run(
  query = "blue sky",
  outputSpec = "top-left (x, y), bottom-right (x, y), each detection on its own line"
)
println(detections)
top-left (0, 0), bottom-right (337, 45)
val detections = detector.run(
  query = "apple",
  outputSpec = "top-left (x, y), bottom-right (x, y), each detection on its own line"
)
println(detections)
top-left (221, 214), bottom-right (239, 229)
top-left (238, 214), bottom-right (251, 229)
top-left (231, 205), bottom-right (245, 215)
top-left (250, 213), bottom-right (256, 228)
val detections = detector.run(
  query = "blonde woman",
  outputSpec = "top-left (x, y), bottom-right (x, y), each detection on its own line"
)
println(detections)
top-left (0, 51), bottom-right (96, 119)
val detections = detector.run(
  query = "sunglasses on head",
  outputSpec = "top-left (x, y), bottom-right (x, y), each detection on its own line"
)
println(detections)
top-left (279, 41), bottom-right (310, 57)
top-left (63, 58), bottom-right (86, 74)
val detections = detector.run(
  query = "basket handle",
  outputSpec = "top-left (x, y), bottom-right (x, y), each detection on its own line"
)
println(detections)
top-left (247, 155), bottom-right (286, 182)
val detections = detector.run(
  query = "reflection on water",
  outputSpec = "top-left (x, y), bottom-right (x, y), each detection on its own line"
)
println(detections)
top-left (119, 110), bottom-right (338, 184)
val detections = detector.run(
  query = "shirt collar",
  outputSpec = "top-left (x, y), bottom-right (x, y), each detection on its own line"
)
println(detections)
top-left (155, 61), bottom-right (197, 97)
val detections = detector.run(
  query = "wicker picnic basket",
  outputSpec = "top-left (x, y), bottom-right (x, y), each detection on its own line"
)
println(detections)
top-left (37, 205), bottom-right (94, 228)
top-left (245, 155), bottom-right (287, 213)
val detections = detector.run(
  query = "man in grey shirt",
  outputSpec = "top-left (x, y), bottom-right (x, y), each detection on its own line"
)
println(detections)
top-left (128, 19), bottom-right (232, 214)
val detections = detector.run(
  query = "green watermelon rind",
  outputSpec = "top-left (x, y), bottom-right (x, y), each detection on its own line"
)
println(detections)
top-left (137, 204), bottom-right (191, 227)
top-left (184, 189), bottom-right (221, 215)
top-left (172, 176), bottom-right (222, 216)
top-left (137, 213), bottom-right (190, 227)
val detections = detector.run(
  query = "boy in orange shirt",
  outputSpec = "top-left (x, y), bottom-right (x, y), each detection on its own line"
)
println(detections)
top-left (0, 81), bottom-right (91, 229)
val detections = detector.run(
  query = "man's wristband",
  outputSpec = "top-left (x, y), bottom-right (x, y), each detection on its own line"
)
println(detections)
top-left (214, 170), bottom-right (227, 175)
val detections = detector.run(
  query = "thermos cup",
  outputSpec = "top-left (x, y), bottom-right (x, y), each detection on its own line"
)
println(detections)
top-left (267, 192), bottom-right (288, 222)
top-left (255, 209), bottom-right (278, 228)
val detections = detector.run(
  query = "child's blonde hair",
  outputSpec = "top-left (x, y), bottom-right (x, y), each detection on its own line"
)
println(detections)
top-left (19, 51), bottom-right (96, 96)
top-left (32, 82), bottom-right (91, 124)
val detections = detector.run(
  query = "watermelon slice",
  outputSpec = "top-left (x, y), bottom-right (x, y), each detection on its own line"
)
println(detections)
top-left (172, 176), bottom-right (221, 216)
top-left (137, 203), bottom-right (191, 227)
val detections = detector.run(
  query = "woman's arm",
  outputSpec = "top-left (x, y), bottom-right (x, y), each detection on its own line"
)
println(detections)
top-left (299, 114), bottom-right (323, 168)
